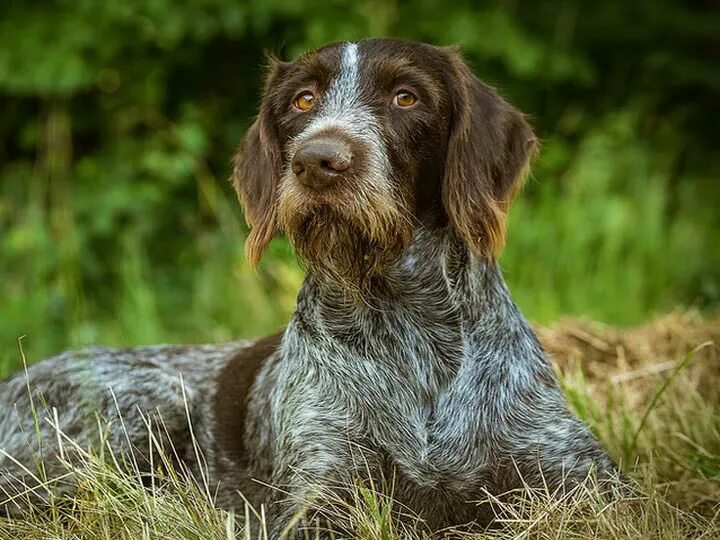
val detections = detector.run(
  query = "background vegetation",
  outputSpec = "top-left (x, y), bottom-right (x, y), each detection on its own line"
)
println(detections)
top-left (1, 0), bottom-right (719, 372)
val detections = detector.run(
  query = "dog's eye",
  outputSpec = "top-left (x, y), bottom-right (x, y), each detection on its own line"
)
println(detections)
top-left (393, 90), bottom-right (418, 108)
top-left (293, 91), bottom-right (316, 112)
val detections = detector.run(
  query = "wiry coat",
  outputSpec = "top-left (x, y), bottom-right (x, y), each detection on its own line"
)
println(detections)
top-left (1, 39), bottom-right (618, 537)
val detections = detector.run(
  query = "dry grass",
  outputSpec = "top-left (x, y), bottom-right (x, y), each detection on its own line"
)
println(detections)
top-left (1, 311), bottom-right (719, 539)
top-left (540, 311), bottom-right (720, 513)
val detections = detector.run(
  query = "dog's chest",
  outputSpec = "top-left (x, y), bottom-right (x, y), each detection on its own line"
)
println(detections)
top-left (329, 304), bottom-right (467, 452)
top-left (368, 324), bottom-right (460, 406)
top-left (285, 280), bottom-right (487, 487)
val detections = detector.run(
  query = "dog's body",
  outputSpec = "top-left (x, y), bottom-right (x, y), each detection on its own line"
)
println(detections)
top-left (1, 39), bottom-right (618, 536)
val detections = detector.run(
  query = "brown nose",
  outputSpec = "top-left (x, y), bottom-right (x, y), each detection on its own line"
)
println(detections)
top-left (291, 139), bottom-right (352, 189)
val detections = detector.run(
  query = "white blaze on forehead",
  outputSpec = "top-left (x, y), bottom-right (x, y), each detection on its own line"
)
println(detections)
top-left (326, 42), bottom-right (360, 111)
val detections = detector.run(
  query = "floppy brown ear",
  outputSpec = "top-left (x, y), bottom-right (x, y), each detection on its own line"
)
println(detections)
top-left (232, 59), bottom-right (287, 266)
top-left (441, 49), bottom-right (538, 258)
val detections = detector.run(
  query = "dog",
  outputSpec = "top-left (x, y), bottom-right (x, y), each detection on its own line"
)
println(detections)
top-left (1, 38), bottom-right (619, 537)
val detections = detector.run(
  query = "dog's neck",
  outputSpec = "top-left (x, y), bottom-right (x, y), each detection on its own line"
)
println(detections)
top-left (290, 228), bottom-right (532, 353)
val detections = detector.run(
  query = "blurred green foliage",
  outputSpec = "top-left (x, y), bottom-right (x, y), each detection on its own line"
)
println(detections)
top-left (1, 0), bottom-right (719, 371)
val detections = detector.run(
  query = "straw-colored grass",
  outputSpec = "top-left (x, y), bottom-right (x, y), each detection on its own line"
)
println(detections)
top-left (1, 311), bottom-right (719, 539)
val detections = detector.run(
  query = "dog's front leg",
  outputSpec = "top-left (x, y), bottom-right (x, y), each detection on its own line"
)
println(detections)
top-left (426, 341), bottom-right (618, 491)
top-left (260, 408), bottom-right (362, 540)
top-left (266, 442), bottom-right (357, 539)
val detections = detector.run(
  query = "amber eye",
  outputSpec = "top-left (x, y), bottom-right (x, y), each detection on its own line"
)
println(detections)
top-left (293, 91), bottom-right (316, 112)
top-left (393, 90), bottom-right (418, 108)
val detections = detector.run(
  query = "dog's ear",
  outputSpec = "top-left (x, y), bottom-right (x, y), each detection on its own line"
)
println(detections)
top-left (441, 48), bottom-right (538, 258)
top-left (233, 59), bottom-right (287, 266)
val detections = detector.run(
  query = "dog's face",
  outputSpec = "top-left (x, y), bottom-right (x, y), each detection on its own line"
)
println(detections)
top-left (234, 38), bottom-right (536, 286)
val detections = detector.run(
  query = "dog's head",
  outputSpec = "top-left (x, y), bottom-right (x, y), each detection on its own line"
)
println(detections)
top-left (234, 38), bottom-right (537, 286)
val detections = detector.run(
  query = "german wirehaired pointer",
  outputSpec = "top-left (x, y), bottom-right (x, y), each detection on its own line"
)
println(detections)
top-left (1, 39), bottom-right (618, 536)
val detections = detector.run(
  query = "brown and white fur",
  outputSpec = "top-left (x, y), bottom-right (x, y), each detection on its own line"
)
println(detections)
top-left (1, 39), bottom-right (619, 537)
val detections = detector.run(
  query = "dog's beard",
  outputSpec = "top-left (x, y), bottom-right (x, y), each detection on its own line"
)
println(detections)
top-left (278, 185), bottom-right (412, 290)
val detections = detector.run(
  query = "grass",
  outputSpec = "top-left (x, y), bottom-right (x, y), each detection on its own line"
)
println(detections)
top-left (1, 311), bottom-right (719, 539)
